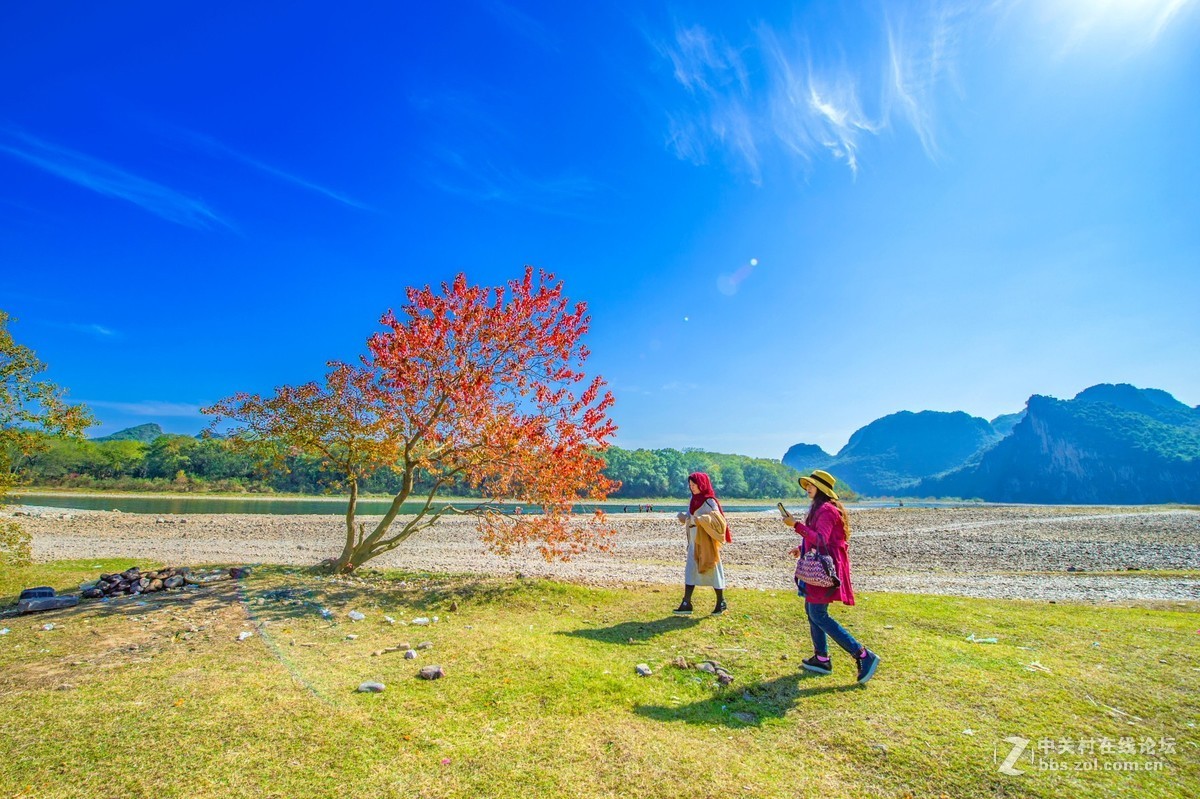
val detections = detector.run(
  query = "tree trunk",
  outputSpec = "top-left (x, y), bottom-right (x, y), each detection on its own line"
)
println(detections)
top-left (335, 469), bottom-right (429, 573)
top-left (334, 477), bottom-right (359, 573)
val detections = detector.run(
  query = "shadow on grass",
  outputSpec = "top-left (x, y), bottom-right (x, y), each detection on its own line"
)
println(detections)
top-left (635, 672), bottom-right (862, 728)
top-left (419, 577), bottom-right (539, 608)
top-left (558, 615), bottom-right (701, 644)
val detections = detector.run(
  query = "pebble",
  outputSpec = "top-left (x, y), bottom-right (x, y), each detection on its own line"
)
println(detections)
top-left (346, 634), bottom-right (358, 640)
top-left (412, 617), bottom-right (431, 626)
top-left (417, 641), bottom-right (433, 650)
top-left (348, 611), bottom-right (366, 621)
top-left (635, 664), bottom-right (652, 676)
top-left (418, 665), bottom-right (445, 680)
top-left (404, 649), bottom-right (417, 659)
top-left (357, 681), bottom-right (386, 693)
top-left (237, 631), bottom-right (254, 641)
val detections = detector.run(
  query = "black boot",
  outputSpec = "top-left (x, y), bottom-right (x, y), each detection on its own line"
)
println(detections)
top-left (712, 589), bottom-right (727, 616)
top-left (674, 585), bottom-right (695, 615)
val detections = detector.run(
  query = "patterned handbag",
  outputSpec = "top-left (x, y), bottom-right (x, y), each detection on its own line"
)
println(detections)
top-left (794, 528), bottom-right (841, 589)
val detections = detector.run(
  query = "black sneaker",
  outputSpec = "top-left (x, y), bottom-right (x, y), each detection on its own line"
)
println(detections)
top-left (673, 601), bottom-right (693, 615)
top-left (711, 600), bottom-right (728, 616)
top-left (802, 656), bottom-right (833, 675)
top-left (856, 649), bottom-right (881, 684)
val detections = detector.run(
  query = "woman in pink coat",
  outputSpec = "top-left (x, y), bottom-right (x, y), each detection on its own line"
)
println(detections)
top-left (782, 470), bottom-right (880, 684)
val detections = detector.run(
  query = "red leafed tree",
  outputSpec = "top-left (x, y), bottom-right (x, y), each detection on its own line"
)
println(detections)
top-left (204, 268), bottom-right (618, 573)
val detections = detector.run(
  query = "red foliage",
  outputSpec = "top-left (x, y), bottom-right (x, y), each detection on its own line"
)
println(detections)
top-left (206, 267), bottom-right (618, 568)
top-left (366, 267), bottom-right (618, 560)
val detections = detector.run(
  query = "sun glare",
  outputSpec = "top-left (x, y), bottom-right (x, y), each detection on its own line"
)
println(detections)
top-left (1055, 0), bottom-right (1194, 38)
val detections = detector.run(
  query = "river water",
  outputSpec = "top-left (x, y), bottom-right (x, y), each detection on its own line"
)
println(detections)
top-left (11, 492), bottom-right (959, 516)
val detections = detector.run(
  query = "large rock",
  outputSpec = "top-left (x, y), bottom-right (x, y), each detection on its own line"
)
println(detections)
top-left (17, 596), bottom-right (79, 614)
top-left (417, 665), bottom-right (445, 680)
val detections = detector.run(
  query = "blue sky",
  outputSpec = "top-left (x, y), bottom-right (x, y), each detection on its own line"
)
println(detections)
top-left (2, 0), bottom-right (1198, 458)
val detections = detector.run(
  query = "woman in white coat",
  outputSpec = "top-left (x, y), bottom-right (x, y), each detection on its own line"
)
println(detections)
top-left (674, 471), bottom-right (731, 616)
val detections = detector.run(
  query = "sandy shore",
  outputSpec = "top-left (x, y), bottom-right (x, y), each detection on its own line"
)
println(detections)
top-left (8, 503), bottom-right (1200, 603)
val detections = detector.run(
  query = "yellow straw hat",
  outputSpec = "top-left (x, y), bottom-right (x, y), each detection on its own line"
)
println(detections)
top-left (799, 470), bottom-right (839, 500)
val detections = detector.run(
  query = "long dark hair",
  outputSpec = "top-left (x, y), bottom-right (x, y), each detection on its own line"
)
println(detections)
top-left (806, 488), bottom-right (852, 540)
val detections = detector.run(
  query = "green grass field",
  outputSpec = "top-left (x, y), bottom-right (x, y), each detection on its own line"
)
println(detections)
top-left (1, 560), bottom-right (1196, 798)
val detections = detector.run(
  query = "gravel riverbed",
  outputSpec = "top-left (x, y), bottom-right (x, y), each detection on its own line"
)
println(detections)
top-left (9, 503), bottom-right (1200, 604)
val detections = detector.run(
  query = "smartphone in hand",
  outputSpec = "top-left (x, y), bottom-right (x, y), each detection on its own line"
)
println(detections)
top-left (777, 502), bottom-right (790, 517)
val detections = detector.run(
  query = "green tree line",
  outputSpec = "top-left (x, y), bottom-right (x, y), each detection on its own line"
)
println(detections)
top-left (16, 435), bottom-right (822, 499)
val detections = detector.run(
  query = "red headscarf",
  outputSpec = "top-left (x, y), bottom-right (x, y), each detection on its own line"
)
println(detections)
top-left (688, 472), bottom-right (732, 542)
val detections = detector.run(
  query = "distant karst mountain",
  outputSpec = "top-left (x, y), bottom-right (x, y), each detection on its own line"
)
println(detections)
top-left (781, 443), bottom-right (832, 473)
top-left (782, 384), bottom-right (1200, 503)
top-left (989, 411), bottom-right (1026, 438)
top-left (93, 423), bottom-right (165, 443)
top-left (784, 410), bottom-right (1003, 496)
top-left (92, 424), bottom-right (214, 443)
top-left (918, 385), bottom-right (1200, 503)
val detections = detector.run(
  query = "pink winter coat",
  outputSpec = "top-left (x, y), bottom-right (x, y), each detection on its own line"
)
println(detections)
top-left (793, 502), bottom-right (855, 605)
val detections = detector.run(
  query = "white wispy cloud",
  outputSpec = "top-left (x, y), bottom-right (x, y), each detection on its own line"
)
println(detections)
top-left (83, 400), bottom-right (206, 417)
top-left (0, 130), bottom-right (232, 230)
top-left (657, 25), bottom-right (764, 180)
top-left (653, 4), bottom-right (975, 179)
top-left (882, 2), bottom-right (966, 162)
top-left (656, 0), bottom-right (1196, 180)
top-left (178, 129), bottom-right (373, 212)
top-left (429, 146), bottom-right (602, 218)
top-left (409, 90), bottom-right (603, 217)
top-left (67, 323), bottom-right (119, 339)
top-left (1151, 0), bottom-right (1196, 40)
top-left (1051, 0), bottom-right (1197, 55)
top-left (482, 0), bottom-right (560, 51)
top-left (658, 24), bottom-right (750, 96)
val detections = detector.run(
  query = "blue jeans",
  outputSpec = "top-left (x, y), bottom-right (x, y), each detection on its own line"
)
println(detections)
top-left (805, 601), bottom-right (861, 657)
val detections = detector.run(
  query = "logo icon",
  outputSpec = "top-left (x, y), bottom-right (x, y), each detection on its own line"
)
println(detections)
top-left (998, 736), bottom-right (1030, 776)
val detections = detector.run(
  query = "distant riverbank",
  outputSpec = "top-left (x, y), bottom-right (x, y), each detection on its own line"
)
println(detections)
top-left (8, 489), bottom-right (979, 516)
top-left (13, 487), bottom-right (813, 503)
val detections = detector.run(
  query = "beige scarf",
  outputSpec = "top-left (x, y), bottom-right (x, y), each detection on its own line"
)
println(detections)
top-left (693, 509), bottom-right (727, 574)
